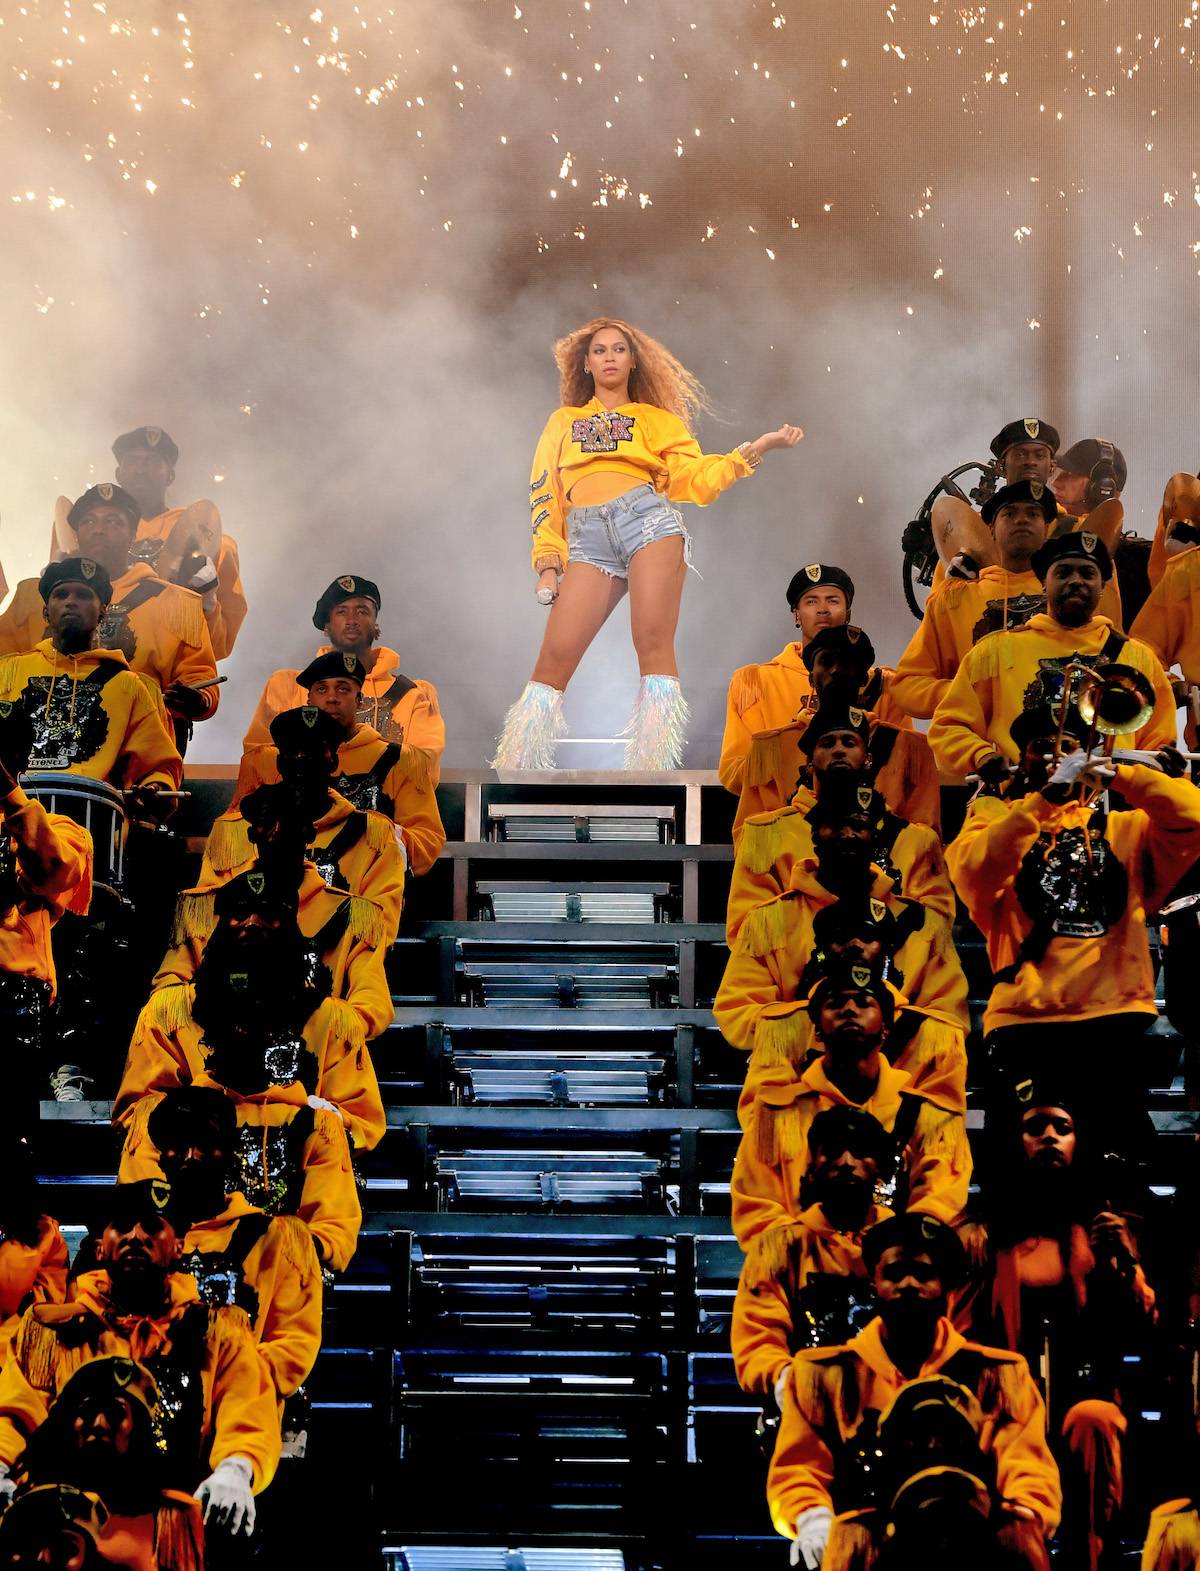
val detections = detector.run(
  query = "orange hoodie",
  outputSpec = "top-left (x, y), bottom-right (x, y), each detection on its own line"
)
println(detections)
top-left (0, 1219), bottom-right (67, 1368)
top-left (1130, 542), bottom-right (1200, 683)
top-left (767, 1316), bottom-right (1061, 1539)
top-left (0, 1270), bottom-right (279, 1491)
top-left (947, 764), bottom-right (1200, 1030)
top-left (0, 641), bottom-right (181, 791)
top-left (0, 787), bottom-right (93, 995)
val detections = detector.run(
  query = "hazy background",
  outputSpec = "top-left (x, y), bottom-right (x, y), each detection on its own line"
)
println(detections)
top-left (1, 0), bottom-right (1197, 765)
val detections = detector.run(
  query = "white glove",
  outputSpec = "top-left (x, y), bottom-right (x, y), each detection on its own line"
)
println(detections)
top-left (1044, 747), bottom-right (1093, 790)
top-left (392, 824), bottom-right (409, 869)
top-left (791, 1506), bottom-right (833, 1569)
top-left (185, 554), bottom-right (219, 596)
top-left (773, 1364), bottom-right (791, 1411)
top-left (197, 1455), bottom-right (255, 1535)
top-left (307, 1095), bottom-right (342, 1118)
top-left (536, 585), bottom-right (558, 606)
top-left (0, 1462), bottom-right (14, 1506)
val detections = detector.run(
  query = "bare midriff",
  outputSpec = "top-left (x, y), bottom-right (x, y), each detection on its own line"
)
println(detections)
top-left (566, 470), bottom-right (646, 509)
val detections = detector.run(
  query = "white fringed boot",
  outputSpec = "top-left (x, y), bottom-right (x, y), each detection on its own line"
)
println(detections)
top-left (491, 681), bottom-right (567, 769)
top-left (621, 674), bottom-right (689, 771)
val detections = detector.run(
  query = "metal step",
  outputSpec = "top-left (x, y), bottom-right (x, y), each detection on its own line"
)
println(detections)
top-left (488, 802), bottom-right (676, 845)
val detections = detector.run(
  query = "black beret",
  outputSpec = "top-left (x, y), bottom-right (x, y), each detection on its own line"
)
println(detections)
top-left (101, 1178), bottom-right (173, 1232)
top-left (212, 865), bottom-right (301, 924)
top-left (0, 1485), bottom-right (108, 1553)
top-left (313, 575), bottom-right (381, 630)
top-left (1029, 529), bottom-right (1113, 583)
top-left (1056, 438), bottom-right (1127, 492)
top-left (980, 478), bottom-right (1058, 527)
top-left (807, 772), bottom-right (882, 828)
top-left (147, 1086), bottom-right (238, 1154)
top-left (297, 650), bottom-right (367, 690)
top-left (112, 425), bottom-right (179, 468)
top-left (39, 557), bottom-right (112, 607)
top-left (1009, 702), bottom-right (1088, 755)
top-left (801, 623), bottom-right (876, 674)
top-left (798, 701), bottom-right (872, 758)
top-left (989, 417), bottom-right (1060, 460)
top-left (268, 705), bottom-right (344, 754)
top-left (67, 482), bottom-right (141, 531)
top-left (808, 1105), bottom-right (893, 1166)
top-left (812, 894), bottom-right (899, 953)
top-left (54, 1356), bottom-right (161, 1418)
top-left (805, 955), bottom-right (896, 1026)
top-left (861, 1212), bottom-right (966, 1287)
top-left (786, 562), bottom-right (855, 610)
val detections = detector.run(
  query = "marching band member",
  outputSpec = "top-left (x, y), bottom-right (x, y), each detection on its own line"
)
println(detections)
top-left (928, 533), bottom-right (1174, 786)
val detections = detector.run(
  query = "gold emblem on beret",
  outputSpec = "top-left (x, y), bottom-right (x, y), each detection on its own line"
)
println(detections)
top-left (1082, 532), bottom-right (1097, 553)
top-left (847, 626), bottom-right (861, 643)
top-left (1030, 480), bottom-right (1044, 499)
top-left (1023, 417), bottom-right (1040, 439)
top-left (302, 706), bottom-right (319, 728)
top-left (97, 482), bottom-right (114, 501)
top-left (850, 965), bottom-right (871, 989)
top-left (1015, 1077), bottom-right (1034, 1104)
top-left (342, 653), bottom-right (358, 675)
top-left (113, 1359), bottom-right (135, 1388)
top-left (804, 563), bottom-right (822, 582)
top-left (869, 898), bottom-right (886, 923)
top-left (149, 1178), bottom-right (171, 1211)
top-left (849, 706), bottom-right (865, 727)
top-left (145, 427), bottom-right (163, 447)
top-left (857, 785), bottom-right (873, 810)
top-left (80, 559), bottom-right (97, 580)
top-left (337, 575), bottom-right (356, 594)
top-left (247, 871), bottom-right (265, 895)
top-left (0, 703), bottom-right (11, 720)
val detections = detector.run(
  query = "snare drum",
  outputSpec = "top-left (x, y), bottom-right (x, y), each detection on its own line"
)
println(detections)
top-left (20, 771), bottom-right (126, 892)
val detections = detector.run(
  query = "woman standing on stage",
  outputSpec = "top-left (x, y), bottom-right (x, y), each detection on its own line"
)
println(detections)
top-left (492, 317), bottom-right (803, 770)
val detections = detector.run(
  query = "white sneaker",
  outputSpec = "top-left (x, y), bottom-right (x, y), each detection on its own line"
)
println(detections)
top-left (49, 1065), bottom-right (94, 1103)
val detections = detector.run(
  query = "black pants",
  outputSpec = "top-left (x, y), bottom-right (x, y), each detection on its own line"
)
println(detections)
top-left (0, 970), bottom-right (53, 1138)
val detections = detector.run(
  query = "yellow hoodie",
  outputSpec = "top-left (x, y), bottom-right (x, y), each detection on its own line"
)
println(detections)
top-left (0, 566), bottom-right (219, 718)
top-left (0, 640), bottom-right (181, 791)
top-left (136, 503), bottom-right (246, 661)
top-left (892, 565), bottom-right (1046, 720)
top-left (119, 1078), bottom-right (363, 1272)
top-left (527, 399), bottom-right (753, 572)
top-left (180, 1194), bottom-right (322, 1401)
top-left (714, 860), bottom-right (969, 1116)
top-left (947, 763), bottom-right (1200, 1031)
top-left (730, 1199), bottom-right (891, 1396)
top-left (1130, 543), bottom-right (1200, 683)
top-left (719, 643), bottom-right (911, 798)
top-left (235, 722), bottom-right (446, 878)
top-left (240, 645), bottom-right (444, 790)
top-left (727, 789), bottom-right (955, 943)
top-left (927, 614), bottom-right (1174, 779)
top-left (767, 1316), bottom-right (1060, 1540)
top-left (730, 1056), bottom-right (971, 1266)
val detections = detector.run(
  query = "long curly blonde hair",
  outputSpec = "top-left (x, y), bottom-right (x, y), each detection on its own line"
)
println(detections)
top-left (554, 317), bottom-right (712, 430)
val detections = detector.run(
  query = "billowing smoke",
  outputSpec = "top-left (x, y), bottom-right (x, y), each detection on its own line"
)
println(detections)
top-left (1, 1), bottom-right (1196, 764)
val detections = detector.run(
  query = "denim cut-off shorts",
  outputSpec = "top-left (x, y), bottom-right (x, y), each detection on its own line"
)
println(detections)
top-left (566, 484), bottom-right (693, 579)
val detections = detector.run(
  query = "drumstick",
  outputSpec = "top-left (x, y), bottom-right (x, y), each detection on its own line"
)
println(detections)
top-left (190, 675), bottom-right (228, 691)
